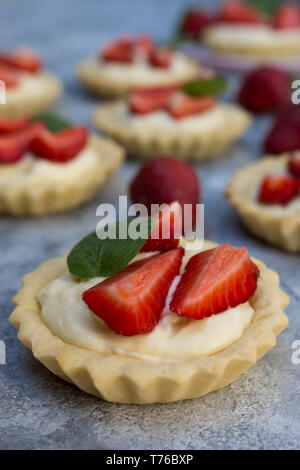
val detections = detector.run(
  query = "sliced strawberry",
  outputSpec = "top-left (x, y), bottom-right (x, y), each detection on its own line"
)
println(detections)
top-left (83, 248), bottom-right (184, 336)
top-left (167, 92), bottom-right (216, 119)
top-left (31, 126), bottom-right (88, 163)
top-left (0, 137), bottom-right (24, 163)
top-left (220, 0), bottom-right (262, 24)
top-left (130, 157), bottom-right (200, 230)
top-left (101, 38), bottom-right (134, 63)
top-left (0, 116), bottom-right (30, 134)
top-left (0, 64), bottom-right (19, 88)
top-left (0, 121), bottom-right (46, 164)
top-left (141, 202), bottom-right (182, 252)
top-left (288, 152), bottom-right (300, 177)
top-left (135, 35), bottom-right (155, 56)
top-left (149, 48), bottom-right (172, 68)
top-left (0, 48), bottom-right (43, 73)
top-left (258, 174), bottom-right (300, 204)
top-left (170, 244), bottom-right (259, 320)
top-left (129, 86), bottom-right (176, 114)
top-left (180, 9), bottom-right (217, 38)
top-left (273, 3), bottom-right (300, 30)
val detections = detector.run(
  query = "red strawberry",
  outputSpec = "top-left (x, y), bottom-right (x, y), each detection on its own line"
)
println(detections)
top-left (170, 244), bottom-right (259, 319)
top-left (31, 126), bottom-right (88, 163)
top-left (0, 116), bottom-right (30, 134)
top-left (0, 121), bottom-right (46, 164)
top-left (219, 0), bottom-right (262, 24)
top-left (130, 156), bottom-right (200, 230)
top-left (273, 3), bottom-right (300, 30)
top-left (288, 151), bottom-right (300, 177)
top-left (83, 248), bottom-right (184, 336)
top-left (0, 48), bottom-right (43, 73)
top-left (258, 174), bottom-right (300, 204)
top-left (264, 105), bottom-right (300, 154)
top-left (101, 38), bottom-right (134, 63)
top-left (128, 86), bottom-right (176, 114)
top-left (135, 35), bottom-right (155, 56)
top-left (238, 67), bottom-right (290, 114)
top-left (180, 9), bottom-right (216, 38)
top-left (141, 202), bottom-right (182, 252)
top-left (167, 92), bottom-right (216, 119)
top-left (149, 48), bottom-right (172, 68)
top-left (0, 64), bottom-right (19, 88)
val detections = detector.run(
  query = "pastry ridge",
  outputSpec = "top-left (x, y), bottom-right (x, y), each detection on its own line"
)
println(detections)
top-left (0, 135), bottom-right (125, 216)
top-left (93, 102), bottom-right (251, 162)
top-left (225, 155), bottom-right (300, 252)
top-left (10, 241), bottom-right (289, 404)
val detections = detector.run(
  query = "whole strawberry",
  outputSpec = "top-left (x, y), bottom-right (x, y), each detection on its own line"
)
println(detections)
top-left (129, 157), bottom-right (200, 229)
top-left (264, 104), bottom-right (300, 154)
top-left (237, 67), bottom-right (290, 114)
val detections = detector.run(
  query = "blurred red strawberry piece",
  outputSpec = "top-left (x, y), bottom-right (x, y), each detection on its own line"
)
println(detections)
top-left (288, 152), bottom-right (300, 177)
top-left (31, 126), bottom-right (88, 163)
top-left (0, 121), bottom-right (45, 163)
top-left (264, 105), bottom-right (300, 154)
top-left (130, 156), bottom-right (200, 230)
top-left (168, 92), bottom-right (216, 118)
top-left (149, 48), bottom-right (172, 68)
top-left (129, 86), bottom-right (176, 114)
top-left (273, 2), bottom-right (300, 29)
top-left (0, 116), bottom-right (30, 134)
top-left (83, 248), bottom-right (184, 336)
top-left (101, 38), bottom-right (134, 63)
top-left (238, 67), bottom-right (290, 114)
top-left (258, 174), bottom-right (300, 204)
top-left (170, 244), bottom-right (259, 319)
top-left (220, 0), bottom-right (262, 24)
top-left (0, 64), bottom-right (19, 88)
top-left (180, 9), bottom-right (216, 38)
top-left (0, 48), bottom-right (43, 73)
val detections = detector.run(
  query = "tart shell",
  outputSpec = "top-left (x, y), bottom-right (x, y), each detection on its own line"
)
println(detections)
top-left (0, 135), bottom-right (125, 216)
top-left (10, 241), bottom-right (289, 404)
top-left (0, 72), bottom-right (63, 118)
top-left (76, 57), bottom-right (200, 98)
top-left (225, 155), bottom-right (300, 252)
top-left (93, 102), bottom-right (251, 162)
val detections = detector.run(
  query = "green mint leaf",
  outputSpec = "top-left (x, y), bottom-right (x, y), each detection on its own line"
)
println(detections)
top-left (67, 217), bottom-right (153, 280)
top-left (246, 0), bottom-right (279, 15)
top-left (182, 76), bottom-right (227, 97)
top-left (32, 112), bottom-right (72, 132)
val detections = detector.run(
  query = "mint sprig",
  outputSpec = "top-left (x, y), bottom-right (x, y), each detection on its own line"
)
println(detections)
top-left (182, 76), bottom-right (227, 98)
top-left (67, 217), bottom-right (153, 280)
top-left (246, 0), bottom-right (279, 15)
top-left (32, 112), bottom-right (72, 133)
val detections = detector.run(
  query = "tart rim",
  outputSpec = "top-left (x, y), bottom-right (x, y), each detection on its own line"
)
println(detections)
top-left (10, 240), bottom-right (289, 404)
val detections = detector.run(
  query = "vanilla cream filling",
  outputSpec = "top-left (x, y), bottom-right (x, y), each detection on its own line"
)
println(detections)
top-left (6, 71), bottom-right (57, 103)
top-left (38, 239), bottom-right (254, 363)
top-left (0, 143), bottom-right (100, 189)
top-left (121, 103), bottom-right (240, 134)
top-left (84, 52), bottom-right (196, 85)
top-left (206, 24), bottom-right (300, 49)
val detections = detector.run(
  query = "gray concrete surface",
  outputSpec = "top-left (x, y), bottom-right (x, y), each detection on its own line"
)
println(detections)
top-left (0, 0), bottom-right (299, 450)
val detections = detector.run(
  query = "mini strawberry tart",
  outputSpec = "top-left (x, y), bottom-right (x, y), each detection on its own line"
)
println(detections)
top-left (0, 113), bottom-right (124, 216)
top-left (0, 48), bottom-right (62, 118)
top-left (93, 75), bottom-right (251, 161)
top-left (226, 153), bottom-right (300, 251)
top-left (10, 205), bottom-right (288, 403)
top-left (203, 1), bottom-right (300, 60)
top-left (76, 34), bottom-right (200, 97)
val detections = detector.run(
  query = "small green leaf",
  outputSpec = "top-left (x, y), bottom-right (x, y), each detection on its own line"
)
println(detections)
top-left (181, 76), bottom-right (227, 97)
top-left (32, 112), bottom-right (72, 132)
top-left (246, 0), bottom-right (279, 15)
top-left (67, 217), bottom-right (153, 280)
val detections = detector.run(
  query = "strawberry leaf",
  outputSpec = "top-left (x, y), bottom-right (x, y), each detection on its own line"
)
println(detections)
top-left (182, 76), bottom-right (227, 97)
top-left (67, 217), bottom-right (153, 280)
top-left (32, 112), bottom-right (72, 132)
top-left (246, 0), bottom-right (279, 15)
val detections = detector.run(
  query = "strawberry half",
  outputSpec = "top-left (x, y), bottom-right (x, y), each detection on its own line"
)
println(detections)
top-left (135, 35), bottom-right (155, 56)
top-left (0, 49), bottom-right (43, 73)
top-left (130, 157), bottom-right (200, 230)
top-left (0, 116), bottom-right (30, 134)
top-left (180, 9), bottom-right (217, 38)
top-left (83, 248), bottom-right (184, 336)
top-left (264, 104), bottom-right (300, 154)
top-left (0, 64), bottom-right (19, 88)
top-left (141, 202), bottom-right (182, 252)
top-left (0, 121), bottom-right (46, 164)
top-left (258, 174), bottom-right (300, 204)
top-left (101, 38), bottom-right (134, 63)
top-left (170, 244), bottom-right (259, 320)
top-left (149, 48), bottom-right (172, 68)
top-left (219, 0), bottom-right (262, 24)
top-left (31, 126), bottom-right (88, 163)
top-left (273, 3), bottom-right (300, 30)
top-left (167, 92), bottom-right (216, 119)
top-left (288, 152), bottom-right (300, 178)
top-left (0, 137), bottom-right (24, 163)
top-left (128, 86), bottom-right (175, 114)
